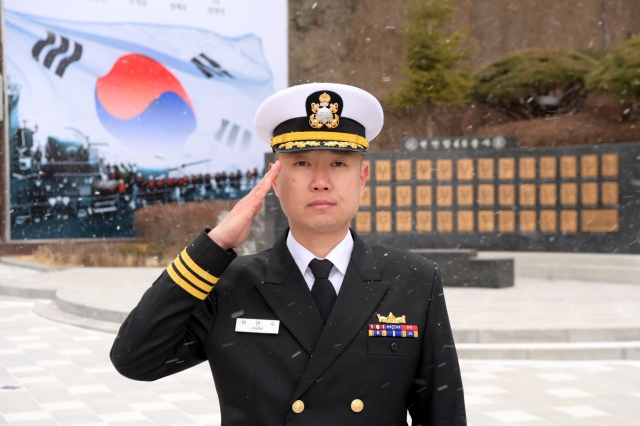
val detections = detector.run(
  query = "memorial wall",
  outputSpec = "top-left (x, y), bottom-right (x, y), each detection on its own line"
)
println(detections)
top-left (266, 138), bottom-right (640, 254)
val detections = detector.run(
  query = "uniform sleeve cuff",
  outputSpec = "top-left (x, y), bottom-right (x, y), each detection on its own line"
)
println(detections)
top-left (165, 229), bottom-right (237, 300)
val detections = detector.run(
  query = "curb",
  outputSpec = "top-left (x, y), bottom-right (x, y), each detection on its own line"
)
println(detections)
top-left (0, 257), bottom-right (58, 273)
top-left (33, 301), bottom-right (120, 334)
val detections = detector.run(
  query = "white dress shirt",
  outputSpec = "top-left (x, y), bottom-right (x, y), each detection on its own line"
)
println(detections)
top-left (286, 230), bottom-right (354, 295)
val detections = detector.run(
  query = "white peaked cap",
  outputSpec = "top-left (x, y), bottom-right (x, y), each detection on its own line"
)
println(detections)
top-left (254, 82), bottom-right (384, 152)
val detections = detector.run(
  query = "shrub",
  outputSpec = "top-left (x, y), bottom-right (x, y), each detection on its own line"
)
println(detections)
top-left (586, 36), bottom-right (640, 103)
top-left (31, 240), bottom-right (160, 267)
top-left (389, 0), bottom-right (474, 112)
top-left (474, 49), bottom-right (597, 119)
top-left (133, 199), bottom-right (239, 260)
top-left (28, 199), bottom-right (254, 267)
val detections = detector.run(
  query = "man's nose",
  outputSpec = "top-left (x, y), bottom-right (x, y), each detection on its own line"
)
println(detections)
top-left (311, 170), bottom-right (331, 191)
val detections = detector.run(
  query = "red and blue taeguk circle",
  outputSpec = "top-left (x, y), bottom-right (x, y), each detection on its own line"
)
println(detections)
top-left (95, 54), bottom-right (196, 150)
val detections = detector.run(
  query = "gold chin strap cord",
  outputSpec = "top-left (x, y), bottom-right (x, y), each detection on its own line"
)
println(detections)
top-left (270, 131), bottom-right (369, 149)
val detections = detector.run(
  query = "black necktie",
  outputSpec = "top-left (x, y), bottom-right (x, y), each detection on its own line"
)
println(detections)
top-left (309, 259), bottom-right (337, 324)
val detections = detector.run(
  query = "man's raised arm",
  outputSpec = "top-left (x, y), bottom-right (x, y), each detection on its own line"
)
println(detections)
top-left (109, 161), bottom-right (281, 381)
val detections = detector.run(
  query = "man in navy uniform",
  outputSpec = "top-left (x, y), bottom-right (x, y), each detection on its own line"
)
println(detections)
top-left (111, 83), bottom-right (466, 425)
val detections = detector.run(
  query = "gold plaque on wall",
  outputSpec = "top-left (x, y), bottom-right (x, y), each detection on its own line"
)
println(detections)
top-left (582, 209), bottom-right (619, 232)
top-left (457, 211), bottom-right (474, 232)
top-left (498, 158), bottom-right (516, 180)
top-left (376, 211), bottom-right (392, 233)
top-left (437, 159), bottom-right (453, 180)
top-left (560, 183), bottom-right (578, 205)
top-left (396, 211), bottom-right (412, 232)
top-left (360, 186), bottom-right (371, 207)
top-left (519, 157), bottom-right (536, 180)
top-left (561, 210), bottom-right (578, 232)
top-left (437, 211), bottom-right (453, 232)
top-left (540, 156), bottom-right (557, 179)
top-left (416, 210), bottom-right (433, 232)
top-left (416, 211), bottom-right (433, 232)
top-left (519, 184), bottom-right (536, 205)
top-left (417, 185), bottom-right (433, 206)
top-left (457, 185), bottom-right (474, 206)
top-left (363, 160), bottom-right (371, 181)
top-left (498, 210), bottom-right (516, 232)
top-left (477, 184), bottom-right (495, 205)
top-left (375, 186), bottom-right (392, 207)
top-left (355, 211), bottom-right (371, 233)
top-left (519, 210), bottom-right (537, 232)
top-left (560, 156), bottom-right (577, 178)
top-left (540, 183), bottom-right (557, 206)
top-left (376, 160), bottom-right (391, 181)
top-left (601, 153), bottom-right (619, 177)
top-left (436, 185), bottom-right (453, 206)
top-left (498, 184), bottom-right (515, 205)
top-left (478, 210), bottom-right (495, 232)
top-left (478, 158), bottom-right (494, 180)
top-left (457, 159), bottom-right (474, 180)
top-left (396, 160), bottom-right (412, 181)
top-left (416, 160), bottom-right (432, 181)
top-left (540, 210), bottom-right (557, 232)
top-left (581, 182), bottom-right (598, 205)
top-left (396, 185), bottom-right (412, 206)
top-left (581, 155), bottom-right (598, 178)
top-left (601, 182), bottom-right (619, 205)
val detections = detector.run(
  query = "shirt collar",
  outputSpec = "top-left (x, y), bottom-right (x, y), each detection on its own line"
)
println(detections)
top-left (287, 230), bottom-right (354, 275)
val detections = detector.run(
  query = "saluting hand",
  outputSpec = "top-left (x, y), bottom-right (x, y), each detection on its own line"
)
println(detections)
top-left (207, 161), bottom-right (281, 250)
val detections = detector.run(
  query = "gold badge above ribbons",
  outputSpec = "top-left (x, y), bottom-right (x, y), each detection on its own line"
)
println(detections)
top-left (377, 312), bottom-right (406, 324)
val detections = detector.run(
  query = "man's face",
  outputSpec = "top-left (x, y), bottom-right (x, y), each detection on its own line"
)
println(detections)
top-left (272, 149), bottom-right (369, 235)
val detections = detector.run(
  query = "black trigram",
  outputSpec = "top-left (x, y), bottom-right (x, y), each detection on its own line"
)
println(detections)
top-left (214, 118), bottom-right (251, 148)
top-left (32, 31), bottom-right (83, 77)
top-left (192, 53), bottom-right (234, 79)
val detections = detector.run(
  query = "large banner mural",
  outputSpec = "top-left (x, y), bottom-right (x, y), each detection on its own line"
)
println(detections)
top-left (5, 0), bottom-right (287, 239)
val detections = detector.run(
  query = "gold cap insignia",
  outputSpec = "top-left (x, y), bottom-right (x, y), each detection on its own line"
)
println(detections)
top-left (310, 92), bottom-right (339, 129)
top-left (376, 312), bottom-right (406, 324)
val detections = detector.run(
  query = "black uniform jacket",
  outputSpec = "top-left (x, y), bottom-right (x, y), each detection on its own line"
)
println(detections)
top-left (110, 229), bottom-right (466, 425)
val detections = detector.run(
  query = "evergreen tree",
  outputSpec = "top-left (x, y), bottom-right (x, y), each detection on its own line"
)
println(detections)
top-left (389, 0), bottom-right (473, 135)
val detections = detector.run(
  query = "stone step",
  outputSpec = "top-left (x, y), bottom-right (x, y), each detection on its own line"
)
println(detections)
top-left (456, 341), bottom-right (640, 360)
top-left (453, 327), bottom-right (640, 344)
top-left (478, 252), bottom-right (640, 284)
top-left (411, 249), bottom-right (514, 288)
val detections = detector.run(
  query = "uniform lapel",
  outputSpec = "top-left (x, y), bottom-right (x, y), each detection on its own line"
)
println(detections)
top-left (291, 230), bottom-right (388, 401)
top-left (255, 229), bottom-right (324, 355)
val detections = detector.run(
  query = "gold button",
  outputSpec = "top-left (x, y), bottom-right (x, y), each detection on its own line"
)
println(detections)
top-left (351, 399), bottom-right (364, 413)
top-left (292, 400), bottom-right (305, 414)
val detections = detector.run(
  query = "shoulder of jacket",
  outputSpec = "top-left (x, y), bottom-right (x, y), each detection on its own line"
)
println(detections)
top-left (229, 248), bottom-right (271, 268)
top-left (369, 243), bottom-right (437, 271)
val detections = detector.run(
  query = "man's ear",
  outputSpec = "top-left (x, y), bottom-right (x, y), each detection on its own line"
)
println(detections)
top-left (271, 161), bottom-right (280, 198)
top-left (360, 157), bottom-right (369, 191)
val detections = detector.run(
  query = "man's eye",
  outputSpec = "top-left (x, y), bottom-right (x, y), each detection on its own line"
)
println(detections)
top-left (332, 162), bottom-right (346, 167)
top-left (294, 161), bottom-right (310, 166)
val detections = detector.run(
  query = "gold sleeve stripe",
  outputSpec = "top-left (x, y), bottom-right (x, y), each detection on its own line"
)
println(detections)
top-left (173, 256), bottom-right (214, 293)
top-left (167, 264), bottom-right (207, 300)
top-left (180, 249), bottom-right (219, 284)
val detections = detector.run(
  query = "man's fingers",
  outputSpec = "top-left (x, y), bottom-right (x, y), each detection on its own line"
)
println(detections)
top-left (224, 161), bottom-right (279, 221)
top-left (251, 161), bottom-right (280, 200)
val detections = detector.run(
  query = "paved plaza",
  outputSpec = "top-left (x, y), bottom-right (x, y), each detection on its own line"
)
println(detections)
top-left (1, 297), bottom-right (640, 426)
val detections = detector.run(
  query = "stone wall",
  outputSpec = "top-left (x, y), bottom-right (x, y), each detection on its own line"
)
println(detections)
top-left (288, 0), bottom-right (640, 148)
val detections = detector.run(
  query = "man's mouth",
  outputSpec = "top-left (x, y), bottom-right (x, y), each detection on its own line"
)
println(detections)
top-left (308, 199), bottom-right (336, 208)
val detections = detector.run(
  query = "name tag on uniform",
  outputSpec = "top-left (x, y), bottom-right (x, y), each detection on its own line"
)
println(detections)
top-left (235, 318), bottom-right (280, 334)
